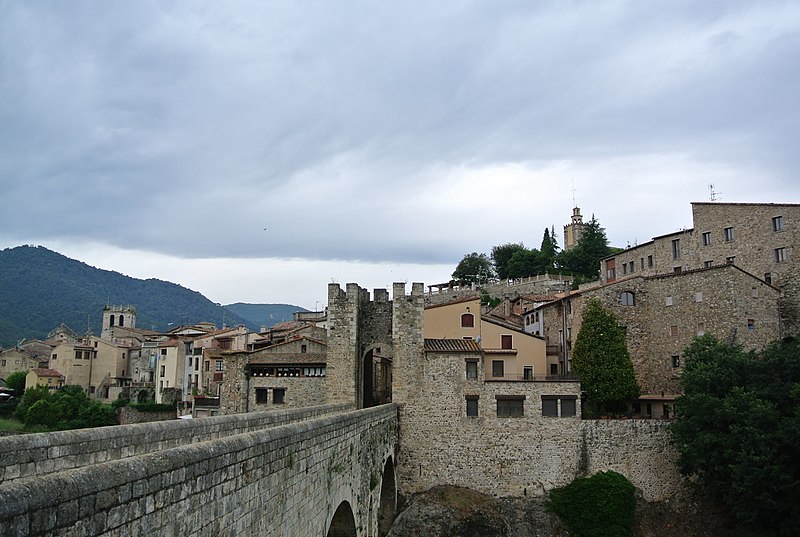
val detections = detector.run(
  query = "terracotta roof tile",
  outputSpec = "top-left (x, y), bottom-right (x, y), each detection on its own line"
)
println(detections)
top-left (31, 368), bottom-right (64, 378)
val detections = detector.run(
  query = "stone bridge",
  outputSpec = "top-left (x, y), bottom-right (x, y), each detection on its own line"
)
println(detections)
top-left (0, 403), bottom-right (398, 537)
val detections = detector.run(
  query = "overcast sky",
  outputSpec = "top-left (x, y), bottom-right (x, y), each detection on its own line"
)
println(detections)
top-left (1, 1), bottom-right (799, 310)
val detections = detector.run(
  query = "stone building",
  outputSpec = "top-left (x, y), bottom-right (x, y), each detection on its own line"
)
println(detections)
top-left (25, 368), bottom-right (64, 391)
top-left (601, 201), bottom-right (798, 335)
top-left (535, 263), bottom-right (781, 416)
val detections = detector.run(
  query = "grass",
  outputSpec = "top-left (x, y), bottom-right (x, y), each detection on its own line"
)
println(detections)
top-left (0, 418), bottom-right (26, 433)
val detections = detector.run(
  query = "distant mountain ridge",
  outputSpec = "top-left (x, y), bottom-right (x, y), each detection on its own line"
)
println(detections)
top-left (224, 303), bottom-right (308, 328)
top-left (0, 245), bottom-right (306, 348)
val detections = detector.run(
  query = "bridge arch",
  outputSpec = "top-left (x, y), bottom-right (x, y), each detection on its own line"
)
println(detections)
top-left (327, 500), bottom-right (357, 537)
top-left (378, 456), bottom-right (397, 536)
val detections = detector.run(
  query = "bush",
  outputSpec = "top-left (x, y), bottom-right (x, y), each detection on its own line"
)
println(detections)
top-left (547, 471), bottom-right (636, 537)
top-left (0, 401), bottom-right (18, 418)
top-left (130, 402), bottom-right (176, 413)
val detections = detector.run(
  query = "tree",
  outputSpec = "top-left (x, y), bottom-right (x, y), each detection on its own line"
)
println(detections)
top-left (5, 370), bottom-right (27, 395)
top-left (571, 298), bottom-right (639, 414)
top-left (540, 227), bottom-right (558, 269)
top-left (452, 253), bottom-right (495, 285)
top-left (548, 471), bottom-right (636, 537)
top-left (490, 243), bottom-right (526, 280)
top-left (506, 248), bottom-right (546, 279)
top-left (671, 336), bottom-right (800, 535)
top-left (556, 216), bottom-right (614, 279)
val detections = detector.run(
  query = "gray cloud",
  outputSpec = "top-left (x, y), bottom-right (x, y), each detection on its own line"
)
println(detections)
top-left (1, 1), bottom-right (799, 266)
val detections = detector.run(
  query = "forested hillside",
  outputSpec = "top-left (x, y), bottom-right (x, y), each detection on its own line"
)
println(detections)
top-left (0, 246), bottom-right (302, 347)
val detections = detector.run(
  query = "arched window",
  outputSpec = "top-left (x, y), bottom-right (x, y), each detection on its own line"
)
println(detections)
top-left (119, 315), bottom-right (124, 327)
top-left (109, 315), bottom-right (115, 327)
top-left (461, 313), bottom-right (475, 328)
top-left (620, 291), bottom-right (635, 306)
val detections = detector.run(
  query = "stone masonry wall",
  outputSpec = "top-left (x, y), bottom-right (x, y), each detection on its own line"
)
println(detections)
top-left (396, 348), bottom-right (682, 502)
top-left (0, 404), bottom-right (397, 537)
top-left (247, 376), bottom-right (327, 410)
top-left (0, 403), bottom-right (351, 485)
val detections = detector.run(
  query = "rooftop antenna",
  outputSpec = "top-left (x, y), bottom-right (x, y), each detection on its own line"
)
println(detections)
top-left (571, 179), bottom-right (577, 207)
top-left (709, 183), bottom-right (721, 201)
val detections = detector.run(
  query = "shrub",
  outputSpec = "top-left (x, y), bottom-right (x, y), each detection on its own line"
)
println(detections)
top-left (130, 402), bottom-right (176, 413)
top-left (547, 471), bottom-right (636, 537)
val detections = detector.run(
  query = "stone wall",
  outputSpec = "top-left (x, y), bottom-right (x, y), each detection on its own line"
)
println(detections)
top-left (0, 403), bottom-right (351, 485)
top-left (424, 274), bottom-right (572, 306)
top-left (396, 348), bottom-right (682, 502)
top-left (248, 376), bottom-right (327, 410)
top-left (0, 404), bottom-right (397, 537)
top-left (116, 406), bottom-right (175, 425)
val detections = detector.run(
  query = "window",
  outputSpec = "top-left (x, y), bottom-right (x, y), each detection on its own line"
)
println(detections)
top-left (752, 287), bottom-right (758, 298)
top-left (695, 292), bottom-right (703, 303)
top-left (194, 357), bottom-right (199, 370)
top-left (697, 323), bottom-right (705, 336)
top-left (550, 363), bottom-right (558, 375)
top-left (255, 388), bottom-right (268, 404)
top-left (647, 255), bottom-right (653, 268)
top-left (671, 239), bottom-right (681, 260)
top-left (724, 227), bottom-right (735, 242)
top-left (216, 360), bottom-right (224, 372)
top-left (542, 395), bottom-right (577, 417)
top-left (496, 396), bottom-right (524, 417)
top-left (561, 398), bottom-right (577, 417)
top-left (160, 365), bottom-right (166, 377)
top-left (606, 267), bottom-right (616, 280)
top-left (673, 266), bottom-right (682, 274)
top-left (161, 348), bottom-right (167, 356)
top-left (541, 397), bottom-right (558, 417)
top-left (629, 261), bottom-right (635, 273)
top-left (640, 258), bottom-right (644, 270)
top-left (0, 360), bottom-right (4, 366)
top-left (52, 353), bottom-right (57, 360)
top-left (775, 247), bottom-right (787, 263)
top-left (465, 360), bottom-right (478, 380)
top-left (204, 361), bottom-right (210, 372)
top-left (620, 291), bottom-right (635, 306)
top-left (622, 263), bottom-right (627, 275)
top-left (670, 325), bottom-right (678, 337)
top-left (726, 256), bottom-right (735, 265)
top-left (672, 355), bottom-right (680, 368)
top-left (665, 296), bottom-right (674, 306)
top-left (301, 344), bottom-right (307, 353)
top-left (702, 231), bottom-right (711, 246)
top-left (466, 396), bottom-right (479, 417)
top-left (765, 273), bottom-right (772, 285)
top-left (704, 260), bottom-right (713, 268)
top-left (772, 216), bottom-right (784, 232)
top-left (460, 313), bottom-right (474, 328)
top-left (566, 301), bottom-right (572, 315)
top-left (523, 366), bottom-right (533, 380)
top-left (747, 319), bottom-right (755, 331)
top-left (273, 388), bottom-right (286, 404)
top-left (491, 360), bottom-right (504, 377)
top-left (501, 335), bottom-right (513, 350)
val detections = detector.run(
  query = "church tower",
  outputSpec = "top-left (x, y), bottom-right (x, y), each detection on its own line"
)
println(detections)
top-left (563, 206), bottom-right (587, 251)
top-left (101, 305), bottom-right (137, 340)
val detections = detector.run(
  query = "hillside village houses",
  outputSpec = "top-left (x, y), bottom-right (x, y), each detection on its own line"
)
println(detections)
top-left (1, 200), bottom-right (795, 424)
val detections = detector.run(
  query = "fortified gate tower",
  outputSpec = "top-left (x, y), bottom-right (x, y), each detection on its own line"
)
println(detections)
top-left (326, 282), bottom-right (425, 409)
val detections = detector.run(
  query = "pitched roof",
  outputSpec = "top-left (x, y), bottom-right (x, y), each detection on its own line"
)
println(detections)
top-left (424, 339), bottom-right (483, 352)
top-left (30, 368), bottom-right (64, 378)
top-left (247, 353), bottom-right (327, 366)
top-left (424, 296), bottom-right (481, 310)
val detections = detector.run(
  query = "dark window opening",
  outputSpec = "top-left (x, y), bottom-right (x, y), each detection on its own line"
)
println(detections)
top-left (466, 396), bottom-right (479, 417)
top-left (496, 397), bottom-right (524, 417)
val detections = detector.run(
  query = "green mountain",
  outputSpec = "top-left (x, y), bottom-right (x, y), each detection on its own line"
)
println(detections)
top-left (224, 303), bottom-right (308, 329)
top-left (0, 245), bottom-right (304, 348)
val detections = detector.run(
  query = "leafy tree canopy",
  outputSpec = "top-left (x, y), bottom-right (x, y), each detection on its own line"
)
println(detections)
top-left (506, 248), bottom-right (547, 279)
top-left (548, 470), bottom-right (636, 537)
top-left (556, 216), bottom-right (613, 279)
top-left (671, 335), bottom-right (800, 535)
top-left (15, 384), bottom-right (117, 430)
top-left (490, 243), bottom-right (526, 280)
top-left (452, 252), bottom-right (495, 284)
top-left (5, 370), bottom-right (27, 394)
top-left (571, 298), bottom-right (640, 413)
